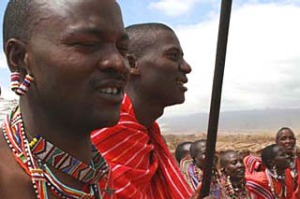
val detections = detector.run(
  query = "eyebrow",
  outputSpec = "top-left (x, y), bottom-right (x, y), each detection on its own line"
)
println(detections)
top-left (165, 46), bottom-right (184, 56)
top-left (63, 26), bottom-right (129, 40)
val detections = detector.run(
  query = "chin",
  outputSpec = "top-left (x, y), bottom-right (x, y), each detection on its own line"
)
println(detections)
top-left (89, 111), bottom-right (120, 131)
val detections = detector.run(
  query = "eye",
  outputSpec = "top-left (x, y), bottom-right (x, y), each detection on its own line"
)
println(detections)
top-left (70, 41), bottom-right (100, 53)
top-left (231, 160), bottom-right (238, 165)
top-left (167, 52), bottom-right (181, 61)
top-left (281, 137), bottom-right (287, 141)
top-left (117, 44), bottom-right (129, 56)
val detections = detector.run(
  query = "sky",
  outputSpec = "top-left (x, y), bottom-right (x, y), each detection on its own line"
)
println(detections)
top-left (0, 0), bottom-right (300, 117)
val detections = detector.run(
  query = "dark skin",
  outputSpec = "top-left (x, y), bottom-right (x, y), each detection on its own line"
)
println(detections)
top-left (222, 151), bottom-right (245, 188)
top-left (126, 29), bottom-right (191, 128)
top-left (223, 151), bottom-right (245, 180)
top-left (276, 128), bottom-right (296, 157)
top-left (0, 0), bottom-right (129, 198)
top-left (267, 146), bottom-right (290, 176)
top-left (181, 142), bottom-right (192, 160)
top-left (193, 142), bottom-right (207, 169)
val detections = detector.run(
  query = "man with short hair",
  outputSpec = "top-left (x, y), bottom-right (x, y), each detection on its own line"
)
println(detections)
top-left (92, 23), bottom-right (193, 198)
top-left (175, 141), bottom-right (193, 164)
top-left (0, 0), bottom-right (129, 198)
top-left (180, 139), bottom-right (221, 198)
top-left (276, 127), bottom-right (300, 198)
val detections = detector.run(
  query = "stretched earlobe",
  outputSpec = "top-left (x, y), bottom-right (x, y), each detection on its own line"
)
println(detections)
top-left (127, 54), bottom-right (140, 75)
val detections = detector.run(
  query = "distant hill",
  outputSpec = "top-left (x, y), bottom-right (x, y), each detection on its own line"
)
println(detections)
top-left (158, 108), bottom-right (300, 134)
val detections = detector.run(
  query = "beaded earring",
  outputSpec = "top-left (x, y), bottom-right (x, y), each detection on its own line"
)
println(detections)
top-left (10, 71), bottom-right (21, 92)
top-left (272, 165), bottom-right (278, 178)
top-left (15, 74), bottom-right (34, 96)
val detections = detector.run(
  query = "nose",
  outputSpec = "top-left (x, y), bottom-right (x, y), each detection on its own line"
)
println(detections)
top-left (179, 59), bottom-right (192, 74)
top-left (98, 47), bottom-right (129, 74)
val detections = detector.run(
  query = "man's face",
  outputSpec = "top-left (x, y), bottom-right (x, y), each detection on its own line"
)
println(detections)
top-left (276, 129), bottom-right (296, 155)
top-left (137, 30), bottom-right (192, 107)
top-left (224, 152), bottom-right (245, 180)
top-left (194, 144), bottom-right (206, 169)
top-left (25, 0), bottom-right (130, 131)
top-left (273, 146), bottom-right (290, 170)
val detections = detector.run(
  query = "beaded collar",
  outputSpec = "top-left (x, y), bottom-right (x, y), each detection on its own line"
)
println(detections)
top-left (192, 164), bottom-right (221, 197)
top-left (266, 169), bottom-right (287, 199)
top-left (221, 174), bottom-right (251, 199)
top-left (289, 156), bottom-right (299, 189)
top-left (2, 106), bottom-right (108, 199)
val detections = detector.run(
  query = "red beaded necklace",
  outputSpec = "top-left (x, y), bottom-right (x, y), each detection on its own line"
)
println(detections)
top-left (2, 106), bottom-right (108, 199)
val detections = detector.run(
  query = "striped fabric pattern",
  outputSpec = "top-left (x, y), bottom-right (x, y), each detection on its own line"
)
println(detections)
top-left (91, 94), bottom-right (193, 199)
top-left (246, 180), bottom-right (275, 199)
top-left (244, 155), bottom-right (264, 175)
top-left (245, 168), bottom-right (296, 199)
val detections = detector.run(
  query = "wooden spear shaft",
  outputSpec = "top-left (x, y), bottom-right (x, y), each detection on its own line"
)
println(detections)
top-left (199, 0), bottom-right (232, 198)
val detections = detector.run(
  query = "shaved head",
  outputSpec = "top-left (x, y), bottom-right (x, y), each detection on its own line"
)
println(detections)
top-left (125, 23), bottom-right (175, 58)
top-left (3, 0), bottom-right (38, 48)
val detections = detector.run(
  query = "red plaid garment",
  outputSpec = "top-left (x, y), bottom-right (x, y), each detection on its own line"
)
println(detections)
top-left (91, 94), bottom-right (193, 199)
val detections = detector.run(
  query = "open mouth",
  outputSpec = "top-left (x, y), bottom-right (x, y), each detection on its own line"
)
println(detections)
top-left (176, 77), bottom-right (188, 86)
top-left (98, 87), bottom-right (122, 95)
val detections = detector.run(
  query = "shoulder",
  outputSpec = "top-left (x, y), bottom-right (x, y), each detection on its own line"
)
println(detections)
top-left (0, 128), bottom-right (35, 198)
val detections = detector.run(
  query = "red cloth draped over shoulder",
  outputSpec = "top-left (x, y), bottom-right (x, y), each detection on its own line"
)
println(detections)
top-left (91, 94), bottom-right (193, 199)
top-left (244, 155), bottom-right (265, 175)
top-left (245, 169), bottom-right (295, 199)
top-left (286, 157), bottom-right (300, 198)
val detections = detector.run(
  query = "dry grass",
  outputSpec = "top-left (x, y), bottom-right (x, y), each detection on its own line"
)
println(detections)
top-left (163, 131), bottom-right (300, 155)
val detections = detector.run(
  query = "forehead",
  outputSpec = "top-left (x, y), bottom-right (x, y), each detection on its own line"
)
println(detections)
top-left (196, 142), bottom-right (206, 153)
top-left (226, 152), bottom-right (240, 161)
top-left (278, 129), bottom-right (295, 138)
top-left (151, 30), bottom-right (181, 51)
top-left (31, 0), bottom-right (124, 38)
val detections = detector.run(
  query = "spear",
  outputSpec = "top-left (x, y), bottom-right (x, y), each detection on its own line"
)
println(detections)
top-left (198, 0), bottom-right (232, 198)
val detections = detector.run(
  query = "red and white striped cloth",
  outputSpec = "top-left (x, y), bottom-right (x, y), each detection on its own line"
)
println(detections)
top-left (91, 94), bottom-right (193, 199)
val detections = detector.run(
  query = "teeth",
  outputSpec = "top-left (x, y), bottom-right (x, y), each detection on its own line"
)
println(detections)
top-left (100, 87), bottom-right (119, 95)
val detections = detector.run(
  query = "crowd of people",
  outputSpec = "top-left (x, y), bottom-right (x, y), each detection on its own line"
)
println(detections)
top-left (0, 0), bottom-right (298, 199)
top-left (175, 127), bottom-right (300, 198)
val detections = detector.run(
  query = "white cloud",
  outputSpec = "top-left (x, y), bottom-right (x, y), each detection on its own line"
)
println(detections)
top-left (0, 52), bottom-right (7, 68)
top-left (149, 0), bottom-right (202, 17)
top-left (163, 3), bottom-right (300, 117)
top-left (1, 86), bottom-right (18, 100)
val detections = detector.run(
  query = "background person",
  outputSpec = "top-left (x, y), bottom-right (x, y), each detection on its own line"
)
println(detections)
top-left (245, 144), bottom-right (295, 199)
top-left (91, 23), bottom-right (193, 199)
top-left (219, 150), bottom-right (250, 198)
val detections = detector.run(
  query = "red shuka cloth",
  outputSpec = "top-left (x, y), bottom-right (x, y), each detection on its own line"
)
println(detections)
top-left (91, 94), bottom-right (193, 199)
top-left (244, 155), bottom-right (300, 198)
top-left (286, 157), bottom-right (300, 198)
top-left (244, 156), bottom-right (296, 199)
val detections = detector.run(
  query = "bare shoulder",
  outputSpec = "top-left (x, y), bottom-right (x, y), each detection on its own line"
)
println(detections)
top-left (0, 128), bottom-right (36, 198)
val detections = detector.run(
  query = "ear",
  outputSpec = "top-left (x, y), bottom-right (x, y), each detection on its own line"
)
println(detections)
top-left (5, 39), bottom-right (30, 74)
top-left (268, 159), bottom-right (274, 168)
top-left (127, 54), bottom-right (140, 75)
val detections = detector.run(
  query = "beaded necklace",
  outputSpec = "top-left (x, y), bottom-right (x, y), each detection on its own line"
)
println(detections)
top-left (289, 156), bottom-right (299, 191)
top-left (193, 165), bottom-right (221, 197)
top-left (2, 106), bottom-right (108, 199)
top-left (221, 175), bottom-right (251, 199)
top-left (266, 169), bottom-right (287, 199)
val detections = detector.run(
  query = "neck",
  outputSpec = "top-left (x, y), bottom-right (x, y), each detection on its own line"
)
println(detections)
top-left (19, 98), bottom-right (92, 164)
top-left (231, 177), bottom-right (245, 189)
top-left (126, 90), bottom-right (164, 128)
